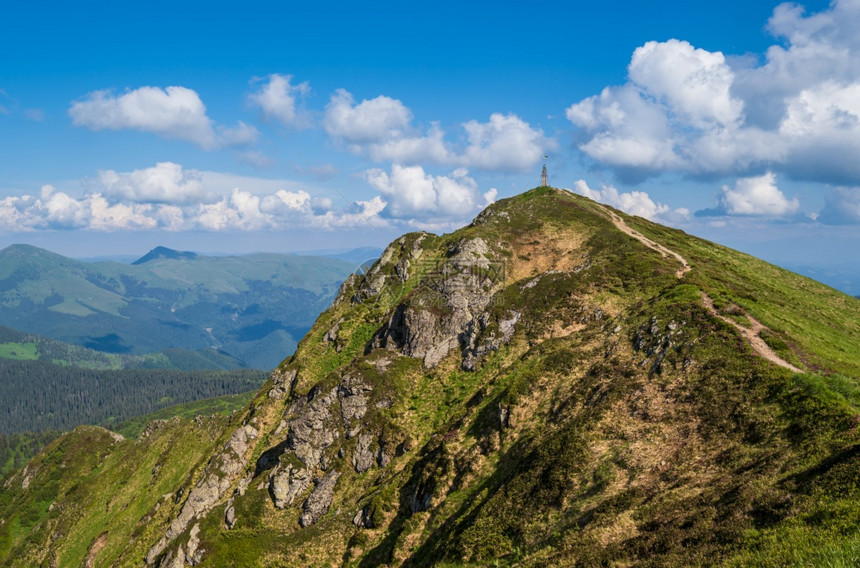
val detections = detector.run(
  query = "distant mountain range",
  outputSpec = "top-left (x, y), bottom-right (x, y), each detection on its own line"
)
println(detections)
top-left (0, 244), bottom-right (364, 369)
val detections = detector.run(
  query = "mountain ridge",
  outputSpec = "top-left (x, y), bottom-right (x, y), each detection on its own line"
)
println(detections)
top-left (132, 246), bottom-right (198, 265)
top-left (2, 187), bottom-right (858, 567)
top-left (0, 245), bottom-right (356, 368)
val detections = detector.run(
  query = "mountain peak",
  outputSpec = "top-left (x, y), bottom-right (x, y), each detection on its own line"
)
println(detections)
top-left (3, 187), bottom-right (859, 567)
top-left (132, 246), bottom-right (198, 265)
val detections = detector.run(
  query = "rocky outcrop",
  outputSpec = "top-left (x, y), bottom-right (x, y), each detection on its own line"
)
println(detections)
top-left (146, 424), bottom-right (258, 565)
top-left (323, 317), bottom-right (345, 352)
top-left (352, 433), bottom-right (376, 473)
top-left (371, 237), bottom-right (506, 368)
top-left (268, 367), bottom-right (297, 399)
top-left (224, 503), bottom-right (236, 529)
top-left (462, 310), bottom-right (521, 371)
top-left (299, 470), bottom-right (341, 527)
top-left (353, 505), bottom-right (374, 529)
top-left (270, 463), bottom-right (312, 509)
top-left (284, 385), bottom-right (340, 471)
top-left (633, 316), bottom-right (688, 375)
top-left (339, 373), bottom-right (373, 438)
top-left (263, 369), bottom-right (377, 511)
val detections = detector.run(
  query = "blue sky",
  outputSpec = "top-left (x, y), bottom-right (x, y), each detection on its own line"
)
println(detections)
top-left (2, 0), bottom-right (858, 286)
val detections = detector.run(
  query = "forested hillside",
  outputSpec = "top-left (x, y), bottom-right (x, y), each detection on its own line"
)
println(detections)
top-left (0, 359), bottom-right (266, 435)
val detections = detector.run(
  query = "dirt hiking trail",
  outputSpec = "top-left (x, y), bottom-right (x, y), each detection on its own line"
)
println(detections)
top-left (597, 203), bottom-right (803, 373)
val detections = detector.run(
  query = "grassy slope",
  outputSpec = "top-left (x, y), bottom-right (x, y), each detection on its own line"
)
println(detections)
top-left (1, 188), bottom-right (858, 567)
top-left (0, 421), bottom-right (231, 567)
top-left (194, 188), bottom-right (857, 566)
top-left (112, 390), bottom-right (257, 439)
top-left (0, 390), bottom-right (256, 479)
top-left (621, 209), bottom-right (860, 378)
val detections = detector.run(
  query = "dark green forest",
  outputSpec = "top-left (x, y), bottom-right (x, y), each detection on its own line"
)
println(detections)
top-left (0, 359), bottom-right (266, 435)
top-left (0, 431), bottom-right (60, 477)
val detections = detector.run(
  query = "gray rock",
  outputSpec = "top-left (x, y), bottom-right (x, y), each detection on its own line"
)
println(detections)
top-left (268, 367), bottom-right (297, 399)
top-left (372, 237), bottom-right (504, 368)
top-left (269, 463), bottom-right (312, 509)
top-left (225, 505), bottom-right (236, 529)
top-left (146, 423), bottom-right (257, 564)
top-left (299, 470), bottom-right (341, 527)
top-left (462, 310), bottom-right (520, 371)
top-left (352, 433), bottom-right (375, 473)
top-left (186, 524), bottom-right (203, 565)
top-left (353, 505), bottom-right (373, 528)
top-left (323, 317), bottom-right (345, 352)
top-left (285, 386), bottom-right (339, 471)
top-left (498, 405), bottom-right (510, 429)
top-left (339, 374), bottom-right (372, 437)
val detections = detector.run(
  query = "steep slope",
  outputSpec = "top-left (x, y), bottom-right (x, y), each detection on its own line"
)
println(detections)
top-left (2, 188), bottom-right (858, 567)
top-left (0, 246), bottom-right (354, 369)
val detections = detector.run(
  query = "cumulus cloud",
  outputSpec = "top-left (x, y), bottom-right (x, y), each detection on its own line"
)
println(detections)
top-left (0, 164), bottom-right (405, 233)
top-left (0, 158), bottom-right (500, 234)
top-left (247, 73), bottom-right (310, 128)
top-left (324, 89), bottom-right (554, 172)
top-left (69, 86), bottom-right (258, 149)
top-left (458, 113), bottom-right (552, 171)
top-left (566, 1), bottom-right (860, 185)
top-left (363, 164), bottom-right (485, 218)
top-left (696, 172), bottom-right (800, 217)
top-left (571, 179), bottom-right (689, 222)
top-left (94, 162), bottom-right (214, 205)
top-left (324, 89), bottom-right (413, 143)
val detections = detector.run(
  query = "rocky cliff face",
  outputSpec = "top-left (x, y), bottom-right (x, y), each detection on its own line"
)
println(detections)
top-left (2, 187), bottom-right (859, 568)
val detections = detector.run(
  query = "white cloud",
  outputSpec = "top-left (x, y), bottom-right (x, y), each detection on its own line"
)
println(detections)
top-left (247, 74), bottom-right (310, 128)
top-left (323, 89), bottom-right (413, 143)
top-left (0, 164), bottom-right (393, 233)
top-left (260, 189), bottom-right (312, 216)
top-left (458, 113), bottom-right (553, 171)
top-left (324, 88), bottom-right (554, 172)
top-left (364, 164), bottom-right (484, 218)
top-left (69, 86), bottom-right (258, 149)
top-left (0, 160), bottom-right (497, 234)
top-left (483, 188), bottom-right (498, 205)
top-left (704, 172), bottom-right (800, 216)
top-left (95, 162), bottom-right (214, 205)
top-left (571, 179), bottom-right (689, 222)
top-left (566, 1), bottom-right (860, 185)
top-left (628, 39), bottom-right (743, 129)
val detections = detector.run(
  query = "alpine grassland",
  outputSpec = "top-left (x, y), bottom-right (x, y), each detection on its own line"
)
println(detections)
top-left (1, 188), bottom-right (857, 567)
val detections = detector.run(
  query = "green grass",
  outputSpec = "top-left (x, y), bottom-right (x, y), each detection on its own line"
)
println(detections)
top-left (0, 431), bottom-right (61, 477)
top-left (622, 212), bottom-right (860, 378)
top-left (3, 187), bottom-right (860, 567)
top-left (112, 390), bottom-right (257, 438)
top-left (0, 342), bottom-right (37, 360)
